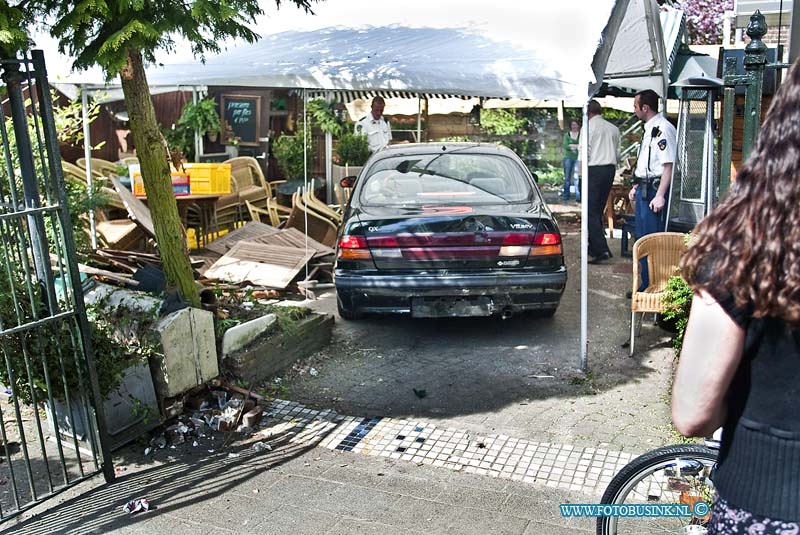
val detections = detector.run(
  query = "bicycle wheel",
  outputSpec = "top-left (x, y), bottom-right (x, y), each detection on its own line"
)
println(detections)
top-left (596, 444), bottom-right (718, 535)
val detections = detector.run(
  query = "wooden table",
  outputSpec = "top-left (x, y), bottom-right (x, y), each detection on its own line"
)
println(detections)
top-left (141, 194), bottom-right (222, 248)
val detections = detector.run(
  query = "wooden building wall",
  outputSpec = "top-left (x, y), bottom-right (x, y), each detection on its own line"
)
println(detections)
top-left (720, 94), bottom-right (772, 180)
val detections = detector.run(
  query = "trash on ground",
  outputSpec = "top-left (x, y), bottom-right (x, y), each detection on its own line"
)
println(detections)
top-left (252, 441), bottom-right (272, 452)
top-left (122, 498), bottom-right (150, 514)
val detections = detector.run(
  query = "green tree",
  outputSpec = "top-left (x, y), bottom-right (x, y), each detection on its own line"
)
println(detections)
top-left (11, 0), bottom-right (317, 307)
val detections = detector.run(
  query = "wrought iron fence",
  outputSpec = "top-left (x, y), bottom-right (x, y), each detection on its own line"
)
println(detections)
top-left (0, 49), bottom-right (112, 522)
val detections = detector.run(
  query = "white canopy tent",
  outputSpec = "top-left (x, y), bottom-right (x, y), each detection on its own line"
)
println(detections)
top-left (48, 0), bottom-right (683, 371)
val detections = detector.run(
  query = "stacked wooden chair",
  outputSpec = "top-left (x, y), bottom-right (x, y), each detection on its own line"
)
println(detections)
top-left (76, 157), bottom-right (119, 178)
top-left (61, 160), bottom-right (146, 250)
top-left (214, 156), bottom-right (286, 231)
top-left (283, 188), bottom-right (340, 248)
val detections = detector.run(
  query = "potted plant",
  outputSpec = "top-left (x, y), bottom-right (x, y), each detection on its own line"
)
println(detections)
top-left (334, 133), bottom-right (370, 168)
top-left (178, 98), bottom-right (221, 142)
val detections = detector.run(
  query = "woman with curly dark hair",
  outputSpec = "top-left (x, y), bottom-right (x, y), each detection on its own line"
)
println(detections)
top-left (671, 57), bottom-right (800, 533)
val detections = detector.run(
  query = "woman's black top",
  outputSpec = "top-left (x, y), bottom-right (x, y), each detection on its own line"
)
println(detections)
top-left (710, 290), bottom-right (800, 520)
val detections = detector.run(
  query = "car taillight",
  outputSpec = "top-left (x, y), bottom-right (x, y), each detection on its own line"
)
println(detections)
top-left (338, 235), bottom-right (372, 260)
top-left (530, 232), bottom-right (562, 256)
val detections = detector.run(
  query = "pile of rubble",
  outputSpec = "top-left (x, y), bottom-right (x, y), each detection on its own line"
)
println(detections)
top-left (80, 222), bottom-right (335, 300)
top-left (143, 380), bottom-right (283, 458)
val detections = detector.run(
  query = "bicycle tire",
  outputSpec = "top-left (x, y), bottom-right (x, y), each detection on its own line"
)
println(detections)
top-left (596, 443), bottom-right (718, 535)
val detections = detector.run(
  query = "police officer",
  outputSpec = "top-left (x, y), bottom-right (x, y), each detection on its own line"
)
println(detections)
top-left (355, 96), bottom-right (392, 153)
top-left (629, 89), bottom-right (677, 289)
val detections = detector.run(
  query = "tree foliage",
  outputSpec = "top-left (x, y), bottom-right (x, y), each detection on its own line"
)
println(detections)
top-left (681, 0), bottom-right (733, 45)
top-left (0, 1), bottom-right (31, 56)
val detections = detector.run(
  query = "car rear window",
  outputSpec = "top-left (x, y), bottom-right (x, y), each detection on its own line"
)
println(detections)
top-left (359, 153), bottom-right (535, 206)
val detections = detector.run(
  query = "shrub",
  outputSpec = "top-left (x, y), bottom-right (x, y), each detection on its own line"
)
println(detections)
top-left (273, 125), bottom-right (315, 180)
top-left (334, 133), bottom-right (370, 166)
top-left (0, 270), bottom-right (151, 405)
top-left (662, 275), bottom-right (694, 357)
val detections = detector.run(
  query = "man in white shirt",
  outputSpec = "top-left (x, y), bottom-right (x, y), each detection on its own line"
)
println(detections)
top-left (585, 100), bottom-right (620, 264)
top-left (355, 96), bottom-right (392, 153)
top-left (628, 89), bottom-right (677, 288)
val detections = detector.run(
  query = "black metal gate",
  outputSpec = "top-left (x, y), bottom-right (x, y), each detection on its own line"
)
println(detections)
top-left (0, 50), bottom-right (113, 522)
top-left (719, 10), bottom-right (791, 195)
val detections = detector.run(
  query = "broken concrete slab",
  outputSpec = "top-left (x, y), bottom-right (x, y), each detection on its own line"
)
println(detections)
top-left (85, 283), bottom-right (219, 400)
top-left (152, 307), bottom-right (218, 399)
top-left (221, 313), bottom-right (277, 358)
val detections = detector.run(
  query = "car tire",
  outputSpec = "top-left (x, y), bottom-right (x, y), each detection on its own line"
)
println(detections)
top-left (336, 292), bottom-right (361, 320)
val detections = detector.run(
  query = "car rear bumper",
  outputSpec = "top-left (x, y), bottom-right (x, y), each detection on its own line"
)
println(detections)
top-left (335, 268), bottom-right (567, 316)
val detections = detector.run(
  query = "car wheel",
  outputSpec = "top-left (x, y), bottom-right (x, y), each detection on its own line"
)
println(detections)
top-left (530, 307), bottom-right (557, 318)
top-left (336, 293), bottom-right (361, 320)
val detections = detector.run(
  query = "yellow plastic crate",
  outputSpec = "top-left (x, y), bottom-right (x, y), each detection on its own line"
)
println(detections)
top-left (183, 163), bottom-right (232, 195)
top-left (132, 171), bottom-right (189, 196)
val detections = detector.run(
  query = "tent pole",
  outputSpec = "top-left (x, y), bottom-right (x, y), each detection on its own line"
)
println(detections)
top-left (192, 87), bottom-right (201, 162)
top-left (417, 95), bottom-right (422, 141)
top-left (81, 87), bottom-right (97, 249)
top-left (303, 88), bottom-right (309, 280)
top-left (580, 102), bottom-right (589, 372)
top-left (325, 90), bottom-right (333, 204)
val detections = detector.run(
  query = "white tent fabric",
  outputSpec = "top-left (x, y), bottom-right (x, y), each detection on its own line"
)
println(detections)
top-left (52, 0), bottom-right (677, 104)
top-left (601, 5), bottom-right (685, 94)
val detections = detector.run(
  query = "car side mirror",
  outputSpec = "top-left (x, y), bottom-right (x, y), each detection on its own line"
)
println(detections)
top-left (531, 172), bottom-right (539, 184)
top-left (340, 176), bottom-right (356, 188)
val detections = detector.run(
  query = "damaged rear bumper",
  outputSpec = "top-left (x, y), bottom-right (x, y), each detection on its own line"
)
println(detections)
top-left (335, 268), bottom-right (567, 316)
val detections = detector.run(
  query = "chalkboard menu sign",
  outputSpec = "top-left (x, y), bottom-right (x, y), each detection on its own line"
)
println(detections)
top-left (220, 94), bottom-right (261, 146)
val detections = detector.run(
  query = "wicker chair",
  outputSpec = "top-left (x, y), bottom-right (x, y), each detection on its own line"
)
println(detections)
top-left (245, 199), bottom-right (290, 228)
top-left (76, 157), bottom-right (118, 177)
top-left (214, 156), bottom-right (286, 231)
top-left (629, 232), bottom-right (687, 356)
top-left (61, 161), bottom-right (145, 249)
top-left (303, 187), bottom-right (342, 225)
top-left (285, 191), bottom-right (339, 247)
top-left (62, 160), bottom-right (126, 212)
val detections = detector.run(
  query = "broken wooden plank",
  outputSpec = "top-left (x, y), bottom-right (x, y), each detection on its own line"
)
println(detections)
top-left (203, 241), bottom-right (314, 289)
top-left (205, 221), bottom-right (280, 256)
top-left (110, 176), bottom-right (157, 238)
top-left (80, 264), bottom-right (139, 286)
top-left (260, 227), bottom-right (334, 258)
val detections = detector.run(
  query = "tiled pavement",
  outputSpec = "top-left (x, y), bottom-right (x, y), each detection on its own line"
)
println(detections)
top-left (269, 398), bottom-right (634, 497)
top-left (3, 397), bottom-right (611, 534)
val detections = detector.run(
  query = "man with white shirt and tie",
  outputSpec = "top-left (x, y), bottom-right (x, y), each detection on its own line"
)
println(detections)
top-left (355, 96), bottom-right (392, 153)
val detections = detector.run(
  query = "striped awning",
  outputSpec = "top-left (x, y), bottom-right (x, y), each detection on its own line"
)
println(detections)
top-left (299, 90), bottom-right (477, 103)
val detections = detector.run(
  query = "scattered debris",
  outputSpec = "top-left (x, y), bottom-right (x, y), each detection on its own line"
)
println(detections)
top-left (412, 388), bottom-right (427, 399)
top-left (252, 442), bottom-right (272, 452)
top-left (122, 498), bottom-right (150, 514)
top-left (309, 367), bottom-right (319, 377)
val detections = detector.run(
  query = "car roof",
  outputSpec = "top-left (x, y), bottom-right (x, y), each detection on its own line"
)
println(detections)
top-left (370, 142), bottom-right (520, 160)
